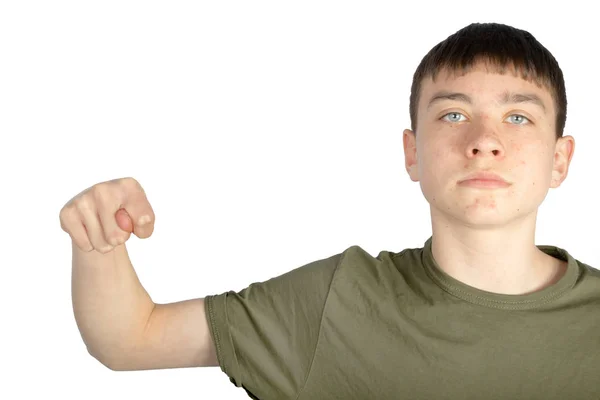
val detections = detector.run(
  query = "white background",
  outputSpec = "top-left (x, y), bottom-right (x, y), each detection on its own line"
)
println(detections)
top-left (1, 1), bottom-right (598, 399)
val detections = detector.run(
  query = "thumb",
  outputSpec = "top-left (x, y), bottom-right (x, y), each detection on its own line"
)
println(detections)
top-left (115, 208), bottom-right (134, 233)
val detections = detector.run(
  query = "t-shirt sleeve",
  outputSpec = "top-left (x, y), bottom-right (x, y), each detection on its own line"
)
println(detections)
top-left (203, 250), bottom-right (344, 399)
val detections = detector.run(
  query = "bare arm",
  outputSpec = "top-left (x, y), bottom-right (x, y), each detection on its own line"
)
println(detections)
top-left (72, 242), bottom-right (218, 371)
top-left (71, 242), bottom-right (155, 368)
top-left (66, 177), bottom-right (218, 371)
top-left (130, 297), bottom-right (219, 370)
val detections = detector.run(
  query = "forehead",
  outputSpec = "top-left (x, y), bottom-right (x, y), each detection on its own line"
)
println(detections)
top-left (419, 62), bottom-right (554, 110)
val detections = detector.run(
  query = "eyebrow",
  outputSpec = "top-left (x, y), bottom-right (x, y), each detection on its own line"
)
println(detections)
top-left (426, 90), bottom-right (547, 114)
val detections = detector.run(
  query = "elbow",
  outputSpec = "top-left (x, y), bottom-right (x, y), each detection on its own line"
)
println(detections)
top-left (87, 346), bottom-right (128, 371)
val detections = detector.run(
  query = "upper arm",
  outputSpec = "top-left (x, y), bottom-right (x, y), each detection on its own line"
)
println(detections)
top-left (204, 252), bottom-right (343, 399)
top-left (107, 297), bottom-right (219, 371)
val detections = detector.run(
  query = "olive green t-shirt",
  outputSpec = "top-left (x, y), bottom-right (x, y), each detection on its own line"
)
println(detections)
top-left (204, 236), bottom-right (600, 399)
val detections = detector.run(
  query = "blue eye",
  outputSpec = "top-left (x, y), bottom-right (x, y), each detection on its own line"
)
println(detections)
top-left (507, 114), bottom-right (530, 125)
top-left (441, 112), bottom-right (466, 122)
top-left (440, 112), bottom-right (531, 125)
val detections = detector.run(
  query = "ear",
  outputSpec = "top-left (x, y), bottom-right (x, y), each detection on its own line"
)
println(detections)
top-left (550, 135), bottom-right (575, 188)
top-left (403, 129), bottom-right (420, 182)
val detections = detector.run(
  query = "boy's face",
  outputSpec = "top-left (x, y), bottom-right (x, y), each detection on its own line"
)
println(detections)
top-left (403, 62), bottom-right (574, 226)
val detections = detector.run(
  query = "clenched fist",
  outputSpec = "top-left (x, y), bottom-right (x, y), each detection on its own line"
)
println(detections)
top-left (59, 177), bottom-right (155, 254)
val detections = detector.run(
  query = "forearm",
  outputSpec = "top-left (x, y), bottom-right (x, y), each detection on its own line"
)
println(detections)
top-left (71, 242), bottom-right (155, 368)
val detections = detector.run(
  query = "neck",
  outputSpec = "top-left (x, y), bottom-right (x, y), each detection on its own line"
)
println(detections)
top-left (429, 207), bottom-right (565, 295)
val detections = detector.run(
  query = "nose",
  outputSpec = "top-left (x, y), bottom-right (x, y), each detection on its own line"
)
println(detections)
top-left (468, 143), bottom-right (502, 157)
top-left (465, 122), bottom-right (505, 159)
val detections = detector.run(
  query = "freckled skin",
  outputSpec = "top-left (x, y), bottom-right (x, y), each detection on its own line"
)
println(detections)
top-left (402, 61), bottom-right (575, 228)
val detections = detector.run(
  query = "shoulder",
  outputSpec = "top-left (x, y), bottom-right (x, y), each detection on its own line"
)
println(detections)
top-left (332, 244), bottom-right (415, 285)
top-left (577, 259), bottom-right (600, 278)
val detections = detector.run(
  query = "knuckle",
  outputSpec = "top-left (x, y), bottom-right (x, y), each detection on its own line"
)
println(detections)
top-left (61, 209), bottom-right (84, 234)
top-left (122, 176), bottom-right (138, 185)
top-left (59, 207), bottom-right (74, 229)
top-left (76, 238), bottom-right (94, 252)
top-left (119, 177), bottom-right (138, 189)
top-left (121, 177), bottom-right (145, 195)
top-left (74, 196), bottom-right (94, 213)
top-left (127, 176), bottom-right (140, 186)
top-left (100, 246), bottom-right (114, 254)
top-left (94, 242), bottom-right (113, 253)
top-left (92, 184), bottom-right (113, 204)
top-left (108, 234), bottom-right (124, 246)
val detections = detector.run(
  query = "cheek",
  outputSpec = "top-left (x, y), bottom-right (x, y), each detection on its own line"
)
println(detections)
top-left (510, 140), bottom-right (534, 167)
top-left (514, 143), bottom-right (553, 186)
top-left (421, 147), bottom-right (453, 189)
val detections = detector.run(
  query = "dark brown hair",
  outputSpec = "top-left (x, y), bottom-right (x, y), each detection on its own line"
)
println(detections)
top-left (409, 23), bottom-right (567, 140)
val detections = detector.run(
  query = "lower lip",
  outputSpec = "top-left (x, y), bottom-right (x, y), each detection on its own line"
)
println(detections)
top-left (459, 179), bottom-right (511, 188)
